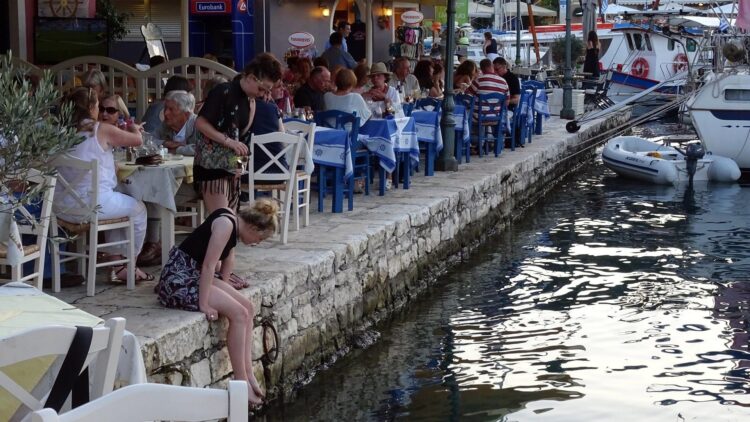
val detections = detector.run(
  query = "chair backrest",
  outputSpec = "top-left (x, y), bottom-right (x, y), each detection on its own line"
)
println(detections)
top-left (415, 98), bottom-right (442, 113)
top-left (30, 381), bottom-right (248, 422)
top-left (0, 318), bottom-right (126, 420)
top-left (247, 131), bottom-right (303, 192)
top-left (475, 92), bottom-right (507, 123)
top-left (50, 155), bottom-right (100, 221)
top-left (13, 171), bottom-right (57, 251)
top-left (283, 119), bottom-right (317, 168)
top-left (522, 80), bottom-right (545, 91)
top-left (314, 110), bottom-right (361, 152)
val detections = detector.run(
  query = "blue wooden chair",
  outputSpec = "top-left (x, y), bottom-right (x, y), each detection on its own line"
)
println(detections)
top-left (475, 92), bottom-right (508, 157)
top-left (454, 94), bottom-right (474, 163)
top-left (508, 91), bottom-right (533, 151)
top-left (314, 110), bottom-right (365, 212)
top-left (414, 97), bottom-right (442, 113)
top-left (413, 110), bottom-right (439, 177)
top-left (522, 80), bottom-right (546, 136)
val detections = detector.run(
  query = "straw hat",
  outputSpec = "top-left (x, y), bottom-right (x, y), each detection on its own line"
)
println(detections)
top-left (369, 62), bottom-right (391, 76)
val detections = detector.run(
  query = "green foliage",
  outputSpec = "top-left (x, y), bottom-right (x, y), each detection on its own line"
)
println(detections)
top-left (96, 0), bottom-right (132, 43)
top-left (0, 51), bottom-right (82, 212)
top-left (550, 35), bottom-right (585, 65)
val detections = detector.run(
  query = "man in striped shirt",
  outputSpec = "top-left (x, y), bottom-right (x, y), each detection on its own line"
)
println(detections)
top-left (466, 59), bottom-right (509, 121)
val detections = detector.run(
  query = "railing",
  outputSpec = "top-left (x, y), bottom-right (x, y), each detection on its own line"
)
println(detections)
top-left (4, 55), bottom-right (239, 120)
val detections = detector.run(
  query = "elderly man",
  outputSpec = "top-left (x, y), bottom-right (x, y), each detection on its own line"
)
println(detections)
top-left (156, 90), bottom-right (198, 155)
top-left (388, 57), bottom-right (420, 97)
top-left (293, 66), bottom-right (331, 112)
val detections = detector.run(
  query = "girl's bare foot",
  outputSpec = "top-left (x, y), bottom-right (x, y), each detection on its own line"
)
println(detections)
top-left (247, 382), bottom-right (263, 405)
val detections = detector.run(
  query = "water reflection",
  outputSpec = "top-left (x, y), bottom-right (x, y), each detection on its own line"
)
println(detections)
top-left (261, 162), bottom-right (750, 421)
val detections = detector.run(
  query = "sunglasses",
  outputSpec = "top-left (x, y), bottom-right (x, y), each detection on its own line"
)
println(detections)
top-left (99, 106), bottom-right (119, 114)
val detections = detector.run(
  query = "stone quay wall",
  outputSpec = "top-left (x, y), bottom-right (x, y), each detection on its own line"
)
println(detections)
top-left (71, 113), bottom-right (629, 399)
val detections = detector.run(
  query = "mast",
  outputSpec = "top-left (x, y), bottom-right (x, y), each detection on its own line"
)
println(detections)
top-left (527, 1), bottom-right (541, 65)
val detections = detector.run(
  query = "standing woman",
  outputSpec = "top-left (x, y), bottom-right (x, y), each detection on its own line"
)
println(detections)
top-left (583, 30), bottom-right (601, 79)
top-left (193, 54), bottom-right (280, 213)
top-left (156, 199), bottom-right (278, 405)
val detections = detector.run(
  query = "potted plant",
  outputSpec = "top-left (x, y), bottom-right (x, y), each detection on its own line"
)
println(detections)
top-left (549, 35), bottom-right (585, 70)
top-left (0, 51), bottom-right (81, 257)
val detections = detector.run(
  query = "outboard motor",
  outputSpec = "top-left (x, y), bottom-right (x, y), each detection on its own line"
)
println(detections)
top-left (685, 143), bottom-right (705, 185)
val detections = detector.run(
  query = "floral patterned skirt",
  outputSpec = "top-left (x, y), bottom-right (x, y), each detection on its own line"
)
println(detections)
top-left (156, 247), bottom-right (201, 311)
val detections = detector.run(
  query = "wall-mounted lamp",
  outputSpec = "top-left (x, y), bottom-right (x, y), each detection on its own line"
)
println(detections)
top-left (380, 0), bottom-right (392, 17)
top-left (319, 0), bottom-right (330, 17)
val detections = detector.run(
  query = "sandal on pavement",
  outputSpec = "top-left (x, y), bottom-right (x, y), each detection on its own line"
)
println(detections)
top-left (110, 265), bottom-right (155, 283)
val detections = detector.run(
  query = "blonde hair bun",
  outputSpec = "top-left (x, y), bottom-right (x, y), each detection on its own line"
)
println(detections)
top-left (253, 198), bottom-right (279, 216)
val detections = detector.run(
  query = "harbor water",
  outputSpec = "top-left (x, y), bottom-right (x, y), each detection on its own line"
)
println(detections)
top-left (264, 128), bottom-right (750, 421)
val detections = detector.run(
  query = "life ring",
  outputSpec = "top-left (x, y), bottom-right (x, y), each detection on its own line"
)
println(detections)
top-left (630, 58), bottom-right (650, 78)
top-left (673, 53), bottom-right (689, 73)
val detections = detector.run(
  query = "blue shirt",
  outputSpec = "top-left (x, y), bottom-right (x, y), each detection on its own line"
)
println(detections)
top-left (324, 36), bottom-right (348, 52)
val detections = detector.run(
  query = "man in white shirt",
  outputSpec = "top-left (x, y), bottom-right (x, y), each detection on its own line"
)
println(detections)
top-left (388, 57), bottom-right (420, 97)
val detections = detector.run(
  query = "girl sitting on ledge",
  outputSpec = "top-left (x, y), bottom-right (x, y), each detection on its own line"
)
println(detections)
top-left (155, 199), bottom-right (278, 404)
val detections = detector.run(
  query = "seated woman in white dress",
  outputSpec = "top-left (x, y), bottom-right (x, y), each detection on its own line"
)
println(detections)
top-left (55, 87), bottom-right (152, 282)
top-left (323, 69), bottom-right (372, 123)
top-left (362, 62), bottom-right (404, 118)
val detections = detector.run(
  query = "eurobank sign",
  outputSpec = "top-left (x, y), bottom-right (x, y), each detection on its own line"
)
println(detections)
top-left (190, 0), bottom-right (232, 14)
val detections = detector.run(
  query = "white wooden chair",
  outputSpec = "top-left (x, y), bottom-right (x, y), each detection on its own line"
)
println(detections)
top-left (30, 380), bottom-right (248, 422)
top-left (50, 155), bottom-right (135, 296)
top-left (0, 318), bottom-right (126, 421)
top-left (242, 132), bottom-right (303, 244)
top-left (283, 120), bottom-right (316, 231)
top-left (0, 171), bottom-right (56, 289)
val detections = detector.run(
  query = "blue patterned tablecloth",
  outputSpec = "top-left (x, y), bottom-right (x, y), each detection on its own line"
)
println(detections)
top-left (311, 127), bottom-right (352, 180)
top-left (452, 105), bottom-right (471, 144)
top-left (411, 110), bottom-right (444, 152)
top-left (358, 117), bottom-right (419, 173)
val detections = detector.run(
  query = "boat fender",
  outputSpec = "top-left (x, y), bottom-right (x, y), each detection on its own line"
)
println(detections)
top-left (566, 121), bottom-right (580, 133)
top-left (646, 151), bottom-right (662, 158)
top-left (631, 58), bottom-right (649, 78)
top-left (707, 155), bottom-right (741, 182)
top-left (673, 53), bottom-right (689, 73)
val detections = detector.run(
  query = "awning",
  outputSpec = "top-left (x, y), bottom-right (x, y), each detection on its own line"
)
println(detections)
top-left (602, 4), bottom-right (639, 15)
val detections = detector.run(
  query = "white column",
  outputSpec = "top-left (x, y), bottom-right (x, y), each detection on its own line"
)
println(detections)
top-left (366, 0), bottom-right (373, 65)
top-left (181, 0), bottom-right (190, 58)
top-left (10, 0), bottom-right (27, 60)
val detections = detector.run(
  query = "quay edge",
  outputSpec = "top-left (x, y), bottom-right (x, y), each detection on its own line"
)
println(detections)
top-left (62, 110), bottom-right (632, 401)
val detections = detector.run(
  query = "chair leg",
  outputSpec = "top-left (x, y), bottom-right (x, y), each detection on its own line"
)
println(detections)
top-left (126, 221), bottom-right (136, 290)
top-left (34, 250), bottom-right (45, 290)
top-left (76, 237), bottom-right (86, 278)
top-left (51, 221), bottom-right (61, 292)
top-left (333, 167), bottom-right (344, 213)
top-left (11, 265), bottom-right (21, 284)
top-left (293, 181), bottom-right (300, 231)
top-left (347, 174), bottom-right (354, 212)
top-left (302, 178), bottom-right (310, 227)
top-left (86, 226), bottom-right (97, 297)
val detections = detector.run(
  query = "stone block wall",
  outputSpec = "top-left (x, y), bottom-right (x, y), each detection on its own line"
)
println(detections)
top-left (138, 114), bottom-right (630, 398)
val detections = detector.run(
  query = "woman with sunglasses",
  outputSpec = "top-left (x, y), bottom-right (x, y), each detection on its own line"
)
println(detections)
top-left (98, 94), bottom-right (130, 128)
top-left (194, 53), bottom-right (282, 214)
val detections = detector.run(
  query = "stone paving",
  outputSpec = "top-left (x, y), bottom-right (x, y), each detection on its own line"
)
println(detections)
top-left (48, 113), bottom-right (629, 397)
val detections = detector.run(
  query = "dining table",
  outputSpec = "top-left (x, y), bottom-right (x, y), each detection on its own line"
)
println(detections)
top-left (116, 155), bottom-right (194, 268)
top-left (358, 116), bottom-right (419, 194)
top-left (0, 282), bottom-right (146, 421)
top-left (308, 127), bottom-right (352, 212)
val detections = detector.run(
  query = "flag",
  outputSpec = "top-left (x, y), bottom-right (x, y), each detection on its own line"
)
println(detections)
top-left (719, 17), bottom-right (730, 32)
top-left (601, 0), bottom-right (609, 14)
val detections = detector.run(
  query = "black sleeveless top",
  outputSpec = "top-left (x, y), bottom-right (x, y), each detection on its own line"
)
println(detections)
top-left (179, 208), bottom-right (237, 265)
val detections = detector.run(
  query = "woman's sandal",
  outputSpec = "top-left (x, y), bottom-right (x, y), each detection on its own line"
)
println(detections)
top-left (110, 265), bottom-right (155, 283)
top-left (226, 273), bottom-right (250, 290)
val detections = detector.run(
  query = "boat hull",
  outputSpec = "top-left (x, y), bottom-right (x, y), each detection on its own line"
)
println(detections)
top-left (601, 136), bottom-right (740, 185)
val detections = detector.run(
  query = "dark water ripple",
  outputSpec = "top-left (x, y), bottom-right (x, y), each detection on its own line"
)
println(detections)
top-left (262, 160), bottom-right (750, 422)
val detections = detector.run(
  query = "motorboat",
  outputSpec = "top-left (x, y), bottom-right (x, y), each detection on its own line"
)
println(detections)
top-left (601, 136), bottom-right (740, 185)
top-left (686, 70), bottom-right (750, 179)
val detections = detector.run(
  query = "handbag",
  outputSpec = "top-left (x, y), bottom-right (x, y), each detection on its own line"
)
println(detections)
top-left (195, 98), bottom-right (256, 172)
